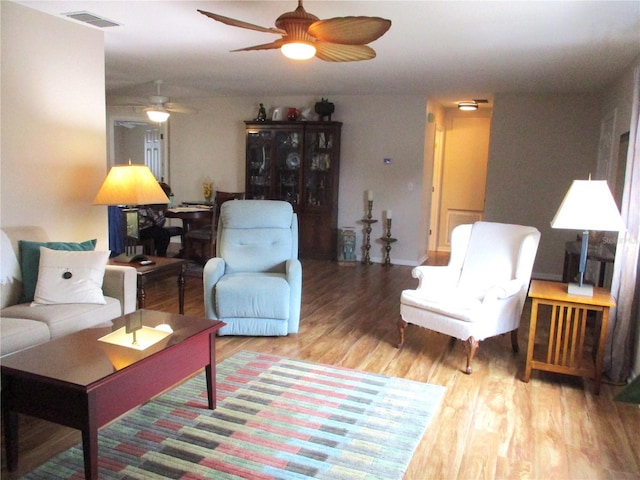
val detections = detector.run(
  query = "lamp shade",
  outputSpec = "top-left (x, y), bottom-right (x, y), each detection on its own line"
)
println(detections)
top-left (281, 42), bottom-right (316, 60)
top-left (93, 164), bottom-right (169, 206)
top-left (146, 108), bottom-right (170, 123)
top-left (551, 179), bottom-right (625, 232)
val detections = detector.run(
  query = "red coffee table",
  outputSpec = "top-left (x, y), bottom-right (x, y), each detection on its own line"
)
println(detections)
top-left (1, 310), bottom-right (225, 479)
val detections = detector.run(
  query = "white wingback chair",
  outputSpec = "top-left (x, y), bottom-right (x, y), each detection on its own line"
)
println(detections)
top-left (399, 221), bottom-right (540, 374)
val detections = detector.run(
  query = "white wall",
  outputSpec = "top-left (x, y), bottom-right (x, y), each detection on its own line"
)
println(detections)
top-left (1, 2), bottom-right (108, 247)
top-left (163, 94), bottom-right (428, 265)
top-left (485, 93), bottom-right (602, 279)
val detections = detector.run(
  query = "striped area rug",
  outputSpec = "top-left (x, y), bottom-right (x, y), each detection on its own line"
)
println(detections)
top-left (25, 351), bottom-right (446, 479)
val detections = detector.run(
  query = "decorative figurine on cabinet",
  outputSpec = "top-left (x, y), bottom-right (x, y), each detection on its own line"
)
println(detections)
top-left (287, 108), bottom-right (298, 121)
top-left (256, 103), bottom-right (267, 122)
top-left (315, 98), bottom-right (335, 121)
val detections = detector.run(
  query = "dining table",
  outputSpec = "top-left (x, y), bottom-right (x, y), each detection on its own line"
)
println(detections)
top-left (165, 206), bottom-right (212, 234)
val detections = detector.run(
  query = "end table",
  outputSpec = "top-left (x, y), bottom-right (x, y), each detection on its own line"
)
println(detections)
top-left (109, 256), bottom-right (188, 314)
top-left (524, 280), bottom-right (615, 394)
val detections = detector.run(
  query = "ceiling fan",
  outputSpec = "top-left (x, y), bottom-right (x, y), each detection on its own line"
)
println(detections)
top-left (116, 80), bottom-right (198, 123)
top-left (198, 1), bottom-right (392, 62)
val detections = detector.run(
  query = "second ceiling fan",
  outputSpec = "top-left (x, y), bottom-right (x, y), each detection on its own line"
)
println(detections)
top-left (198, 0), bottom-right (392, 62)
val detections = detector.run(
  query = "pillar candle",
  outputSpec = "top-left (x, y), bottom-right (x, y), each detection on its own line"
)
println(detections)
top-left (387, 209), bottom-right (392, 219)
top-left (367, 190), bottom-right (373, 201)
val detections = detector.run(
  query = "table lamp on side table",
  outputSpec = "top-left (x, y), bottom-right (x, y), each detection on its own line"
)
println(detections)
top-left (551, 178), bottom-right (625, 296)
top-left (93, 162), bottom-right (169, 262)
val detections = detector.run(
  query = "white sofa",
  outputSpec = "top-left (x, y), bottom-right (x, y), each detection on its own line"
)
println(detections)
top-left (1, 226), bottom-right (137, 357)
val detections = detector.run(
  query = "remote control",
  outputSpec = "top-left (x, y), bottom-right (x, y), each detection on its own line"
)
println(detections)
top-left (140, 260), bottom-right (155, 265)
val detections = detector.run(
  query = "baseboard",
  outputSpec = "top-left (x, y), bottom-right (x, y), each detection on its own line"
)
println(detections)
top-left (532, 272), bottom-right (562, 282)
top-left (351, 254), bottom-right (417, 267)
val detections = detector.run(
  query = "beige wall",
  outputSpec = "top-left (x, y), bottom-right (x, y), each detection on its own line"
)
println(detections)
top-left (1, 2), bottom-right (108, 247)
top-left (114, 124), bottom-right (146, 165)
top-left (333, 95), bottom-right (427, 265)
top-left (153, 94), bottom-right (428, 265)
top-left (130, 90), bottom-right (630, 274)
top-left (485, 93), bottom-right (602, 279)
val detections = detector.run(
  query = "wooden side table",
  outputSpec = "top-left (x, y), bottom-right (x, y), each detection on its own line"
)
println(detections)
top-left (109, 257), bottom-right (188, 314)
top-left (524, 280), bottom-right (615, 394)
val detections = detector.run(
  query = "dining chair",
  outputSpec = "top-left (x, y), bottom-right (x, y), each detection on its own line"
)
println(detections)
top-left (158, 181), bottom-right (185, 249)
top-left (184, 191), bottom-right (245, 265)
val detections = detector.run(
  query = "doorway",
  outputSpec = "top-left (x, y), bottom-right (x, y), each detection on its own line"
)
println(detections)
top-left (107, 114), bottom-right (169, 182)
top-left (430, 107), bottom-right (492, 252)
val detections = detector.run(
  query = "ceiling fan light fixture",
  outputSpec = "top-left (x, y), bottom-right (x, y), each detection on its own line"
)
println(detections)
top-left (281, 41), bottom-right (316, 60)
top-left (458, 101), bottom-right (479, 111)
top-left (146, 108), bottom-right (170, 123)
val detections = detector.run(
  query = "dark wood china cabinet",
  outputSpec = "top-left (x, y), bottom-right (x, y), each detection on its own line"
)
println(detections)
top-left (245, 121), bottom-right (341, 260)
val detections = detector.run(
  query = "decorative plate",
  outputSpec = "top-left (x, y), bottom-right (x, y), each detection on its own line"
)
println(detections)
top-left (286, 152), bottom-right (300, 169)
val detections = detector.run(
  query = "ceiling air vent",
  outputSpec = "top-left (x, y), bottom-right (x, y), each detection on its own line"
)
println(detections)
top-left (63, 11), bottom-right (120, 28)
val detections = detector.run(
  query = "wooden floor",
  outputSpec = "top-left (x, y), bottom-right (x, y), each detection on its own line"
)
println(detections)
top-left (2, 257), bottom-right (640, 479)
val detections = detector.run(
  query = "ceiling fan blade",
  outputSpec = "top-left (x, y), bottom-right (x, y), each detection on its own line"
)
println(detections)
top-left (164, 103), bottom-right (198, 114)
top-left (198, 9), bottom-right (286, 35)
top-left (308, 16), bottom-right (391, 45)
top-left (142, 106), bottom-right (168, 113)
top-left (110, 100), bottom-right (147, 108)
top-left (314, 42), bottom-right (376, 62)
top-left (231, 39), bottom-right (285, 52)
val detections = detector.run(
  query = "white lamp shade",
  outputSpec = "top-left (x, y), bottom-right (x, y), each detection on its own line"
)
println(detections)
top-left (93, 164), bottom-right (169, 206)
top-left (551, 179), bottom-right (625, 232)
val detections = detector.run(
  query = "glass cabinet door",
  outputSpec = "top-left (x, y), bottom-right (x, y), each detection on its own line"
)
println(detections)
top-left (304, 126), bottom-right (339, 209)
top-left (246, 129), bottom-right (272, 199)
top-left (245, 121), bottom-right (341, 260)
top-left (273, 128), bottom-right (303, 207)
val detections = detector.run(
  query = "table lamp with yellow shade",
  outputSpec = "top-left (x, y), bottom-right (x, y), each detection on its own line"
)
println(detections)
top-left (93, 162), bottom-right (168, 262)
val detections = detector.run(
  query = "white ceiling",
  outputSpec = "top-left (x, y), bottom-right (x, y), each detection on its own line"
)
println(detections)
top-left (17, 1), bottom-right (640, 108)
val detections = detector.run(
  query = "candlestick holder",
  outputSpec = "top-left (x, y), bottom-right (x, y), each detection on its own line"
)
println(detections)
top-left (361, 200), bottom-right (377, 265)
top-left (379, 218), bottom-right (397, 266)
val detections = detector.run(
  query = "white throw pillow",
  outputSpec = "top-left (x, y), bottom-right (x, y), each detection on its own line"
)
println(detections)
top-left (32, 247), bottom-right (110, 305)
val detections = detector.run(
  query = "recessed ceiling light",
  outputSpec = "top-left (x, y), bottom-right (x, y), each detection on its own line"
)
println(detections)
top-left (458, 101), bottom-right (478, 111)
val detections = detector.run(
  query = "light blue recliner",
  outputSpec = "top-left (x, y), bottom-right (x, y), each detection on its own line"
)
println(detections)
top-left (203, 200), bottom-right (302, 336)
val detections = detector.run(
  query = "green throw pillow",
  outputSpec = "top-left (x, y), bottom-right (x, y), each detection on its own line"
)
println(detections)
top-left (18, 239), bottom-right (97, 303)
